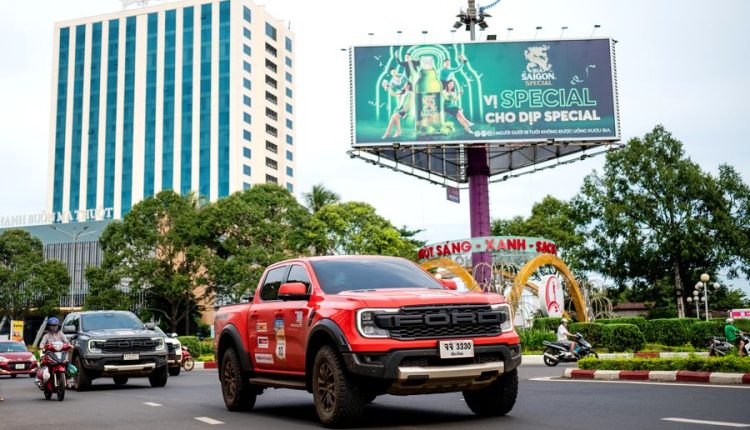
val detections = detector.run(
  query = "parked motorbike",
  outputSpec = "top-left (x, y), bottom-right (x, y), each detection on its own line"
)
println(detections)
top-left (35, 342), bottom-right (72, 401)
top-left (181, 346), bottom-right (195, 371)
top-left (542, 333), bottom-right (598, 367)
top-left (708, 336), bottom-right (733, 357)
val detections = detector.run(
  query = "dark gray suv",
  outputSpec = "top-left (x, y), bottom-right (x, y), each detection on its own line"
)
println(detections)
top-left (62, 311), bottom-right (168, 390)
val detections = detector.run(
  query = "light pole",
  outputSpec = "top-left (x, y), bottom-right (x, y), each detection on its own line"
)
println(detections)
top-left (48, 225), bottom-right (97, 307)
top-left (688, 273), bottom-right (720, 321)
top-left (686, 289), bottom-right (702, 319)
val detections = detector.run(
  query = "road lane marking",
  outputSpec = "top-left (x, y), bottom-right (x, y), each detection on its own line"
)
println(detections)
top-left (662, 418), bottom-right (750, 427)
top-left (529, 376), bottom-right (750, 390)
top-left (195, 417), bottom-right (224, 425)
top-left (143, 402), bottom-right (162, 407)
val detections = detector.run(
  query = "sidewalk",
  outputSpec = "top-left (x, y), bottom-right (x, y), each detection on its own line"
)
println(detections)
top-left (562, 367), bottom-right (750, 384)
top-left (522, 351), bottom-right (709, 365)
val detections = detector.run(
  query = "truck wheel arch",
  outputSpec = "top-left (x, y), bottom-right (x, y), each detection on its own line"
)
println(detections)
top-left (305, 319), bottom-right (351, 391)
top-left (217, 324), bottom-right (253, 376)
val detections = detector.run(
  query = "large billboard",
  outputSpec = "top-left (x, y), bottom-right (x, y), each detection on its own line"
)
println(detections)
top-left (351, 38), bottom-right (619, 147)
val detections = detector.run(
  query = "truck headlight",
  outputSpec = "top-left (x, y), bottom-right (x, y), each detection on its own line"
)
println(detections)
top-left (87, 339), bottom-right (106, 353)
top-left (356, 309), bottom-right (398, 338)
top-left (152, 337), bottom-right (165, 351)
top-left (491, 303), bottom-right (514, 332)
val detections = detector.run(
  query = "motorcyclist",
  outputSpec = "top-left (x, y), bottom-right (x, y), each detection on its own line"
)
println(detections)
top-left (724, 318), bottom-right (746, 357)
top-left (39, 317), bottom-right (70, 349)
top-left (557, 318), bottom-right (578, 357)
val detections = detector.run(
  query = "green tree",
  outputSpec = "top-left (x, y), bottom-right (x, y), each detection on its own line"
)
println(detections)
top-left (491, 196), bottom-right (585, 270)
top-left (309, 202), bottom-right (417, 258)
top-left (86, 191), bottom-right (204, 333)
top-left (200, 184), bottom-right (312, 303)
top-left (0, 230), bottom-right (69, 320)
top-left (572, 125), bottom-right (748, 316)
top-left (303, 183), bottom-right (340, 213)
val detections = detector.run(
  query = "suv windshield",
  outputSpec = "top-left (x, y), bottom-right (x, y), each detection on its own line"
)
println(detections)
top-left (81, 313), bottom-right (145, 331)
top-left (310, 258), bottom-right (443, 294)
top-left (0, 342), bottom-right (27, 353)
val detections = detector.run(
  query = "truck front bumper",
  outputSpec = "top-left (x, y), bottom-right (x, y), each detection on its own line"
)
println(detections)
top-left (342, 344), bottom-right (522, 394)
top-left (82, 353), bottom-right (167, 377)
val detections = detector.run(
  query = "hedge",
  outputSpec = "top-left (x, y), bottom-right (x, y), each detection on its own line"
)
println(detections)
top-left (569, 322), bottom-right (606, 345)
top-left (644, 318), bottom-right (696, 346)
top-left (517, 329), bottom-right (556, 351)
top-left (689, 320), bottom-right (725, 347)
top-left (178, 336), bottom-right (201, 357)
top-left (577, 354), bottom-right (750, 373)
top-left (532, 317), bottom-right (563, 332)
top-left (595, 317), bottom-right (648, 333)
top-left (601, 324), bottom-right (645, 352)
top-left (200, 338), bottom-right (215, 355)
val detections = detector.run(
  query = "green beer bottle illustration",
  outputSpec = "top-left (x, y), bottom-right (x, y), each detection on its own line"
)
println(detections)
top-left (415, 56), bottom-right (443, 137)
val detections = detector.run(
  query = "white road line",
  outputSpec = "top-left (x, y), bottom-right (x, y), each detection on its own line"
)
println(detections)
top-left (195, 417), bottom-right (225, 425)
top-left (528, 376), bottom-right (750, 390)
top-left (662, 418), bottom-right (750, 428)
top-left (142, 402), bottom-right (162, 407)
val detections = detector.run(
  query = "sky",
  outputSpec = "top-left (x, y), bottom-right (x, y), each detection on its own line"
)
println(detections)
top-left (1, 0), bottom-right (749, 294)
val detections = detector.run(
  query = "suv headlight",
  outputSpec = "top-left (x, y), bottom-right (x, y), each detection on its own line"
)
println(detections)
top-left (152, 337), bottom-right (165, 351)
top-left (491, 303), bottom-right (514, 332)
top-left (356, 309), bottom-right (398, 338)
top-left (87, 339), bottom-right (106, 353)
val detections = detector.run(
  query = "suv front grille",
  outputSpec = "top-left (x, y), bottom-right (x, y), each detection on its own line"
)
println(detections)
top-left (101, 338), bottom-right (157, 353)
top-left (378, 304), bottom-right (504, 341)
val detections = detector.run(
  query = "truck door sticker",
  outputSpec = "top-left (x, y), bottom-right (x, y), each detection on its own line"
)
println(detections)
top-left (255, 353), bottom-right (274, 364)
top-left (257, 336), bottom-right (269, 349)
top-left (274, 317), bottom-right (286, 360)
top-left (256, 322), bottom-right (267, 332)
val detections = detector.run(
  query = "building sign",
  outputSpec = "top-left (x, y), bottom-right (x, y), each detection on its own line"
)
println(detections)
top-left (730, 309), bottom-right (750, 319)
top-left (538, 275), bottom-right (564, 317)
top-left (11, 320), bottom-right (24, 342)
top-left (351, 38), bottom-right (618, 146)
top-left (446, 186), bottom-right (460, 203)
top-left (0, 207), bottom-right (114, 228)
top-left (418, 236), bottom-right (557, 267)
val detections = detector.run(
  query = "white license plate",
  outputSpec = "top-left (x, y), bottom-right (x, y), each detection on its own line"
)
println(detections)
top-left (14, 363), bottom-right (25, 370)
top-left (123, 353), bottom-right (139, 361)
top-left (439, 340), bottom-right (474, 359)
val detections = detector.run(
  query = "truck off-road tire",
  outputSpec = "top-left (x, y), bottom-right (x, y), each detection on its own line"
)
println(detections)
top-left (148, 366), bottom-right (168, 387)
top-left (463, 368), bottom-right (518, 417)
top-left (312, 345), bottom-right (365, 427)
top-left (113, 376), bottom-right (128, 385)
top-left (220, 347), bottom-right (256, 411)
top-left (168, 366), bottom-right (181, 376)
top-left (74, 356), bottom-right (91, 392)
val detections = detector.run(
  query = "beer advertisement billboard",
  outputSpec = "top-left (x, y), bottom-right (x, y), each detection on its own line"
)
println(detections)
top-left (350, 38), bottom-right (619, 146)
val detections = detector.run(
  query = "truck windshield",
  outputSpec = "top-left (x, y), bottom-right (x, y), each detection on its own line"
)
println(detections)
top-left (81, 313), bottom-right (145, 331)
top-left (310, 258), bottom-right (443, 294)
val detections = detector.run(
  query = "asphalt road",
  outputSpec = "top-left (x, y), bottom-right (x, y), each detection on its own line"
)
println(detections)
top-left (1, 363), bottom-right (748, 430)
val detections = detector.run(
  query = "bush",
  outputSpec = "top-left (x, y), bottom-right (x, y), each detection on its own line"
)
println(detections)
top-left (532, 317), bottom-right (563, 332)
top-left (601, 324), bottom-right (645, 352)
top-left (644, 318), bottom-right (693, 346)
top-left (595, 317), bottom-right (648, 333)
top-left (569, 322), bottom-right (606, 346)
top-left (641, 343), bottom-right (695, 353)
top-left (517, 329), bottom-right (556, 351)
top-left (578, 354), bottom-right (750, 373)
top-left (735, 319), bottom-right (750, 332)
top-left (200, 338), bottom-right (215, 355)
top-left (690, 320), bottom-right (724, 347)
top-left (178, 336), bottom-right (201, 357)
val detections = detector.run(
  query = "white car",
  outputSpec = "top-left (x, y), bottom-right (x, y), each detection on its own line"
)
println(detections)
top-left (154, 327), bottom-right (182, 376)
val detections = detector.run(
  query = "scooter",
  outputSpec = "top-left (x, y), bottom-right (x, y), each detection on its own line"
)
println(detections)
top-left (181, 346), bottom-right (195, 371)
top-left (542, 333), bottom-right (599, 367)
top-left (708, 336), bottom-right (733, 357)
top-left (35, 342), bottom-right (72, 401)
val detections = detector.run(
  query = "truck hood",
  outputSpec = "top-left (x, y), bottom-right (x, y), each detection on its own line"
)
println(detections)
top-left (337, 288), bottom-right (502, 308)
top-left (84, 329), bottom-right (159, 338)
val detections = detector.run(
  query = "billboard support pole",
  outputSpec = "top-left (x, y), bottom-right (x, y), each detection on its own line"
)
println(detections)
top-left (464, 0), bottom-right (493, 289)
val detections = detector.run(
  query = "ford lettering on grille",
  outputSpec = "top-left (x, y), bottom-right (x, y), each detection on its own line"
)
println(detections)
top-left (373, 305), bottom-right (505, 340)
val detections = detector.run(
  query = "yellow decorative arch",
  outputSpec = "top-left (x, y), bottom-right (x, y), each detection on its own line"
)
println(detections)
top-left (420, 258), bottom-right (480, 292)
top-left (510, 254), bottom-right (588, 322)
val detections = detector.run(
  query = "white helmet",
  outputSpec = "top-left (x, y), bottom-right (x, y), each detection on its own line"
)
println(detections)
top-left (726, 318), bottom-right (734, 324)
top-left (560, 318), bottom-right (568, 324)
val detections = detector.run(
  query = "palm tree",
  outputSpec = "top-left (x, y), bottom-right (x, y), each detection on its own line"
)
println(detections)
top-left (303, 184), bottom-right (340, 213)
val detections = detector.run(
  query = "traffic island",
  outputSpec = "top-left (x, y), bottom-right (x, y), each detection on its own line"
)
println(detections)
top-left (562, 368), bottom-right (750, 385)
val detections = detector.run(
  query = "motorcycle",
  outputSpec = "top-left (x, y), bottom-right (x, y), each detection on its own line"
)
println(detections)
top-left (35, 342), bottom-right (72, 401)
top-left (181, 346), bottom-right (195, 371)
top-left (708, 336), bottom-right (733, 357)
top-left (542, 333), bottom-right (598, 367)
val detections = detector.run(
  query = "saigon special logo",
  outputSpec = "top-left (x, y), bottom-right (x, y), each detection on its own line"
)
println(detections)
top-left (522, 45), bottom-right (556, 86)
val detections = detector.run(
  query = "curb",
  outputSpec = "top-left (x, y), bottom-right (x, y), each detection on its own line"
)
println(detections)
top-left (522, 352), bottom-right (707, 365)
top-left (193, 361), bottom-right (217, 370)
top-left (562, 368), bottom-right (750, 385)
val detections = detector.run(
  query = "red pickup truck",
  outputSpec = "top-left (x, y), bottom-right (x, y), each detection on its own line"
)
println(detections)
top-left (214, 255), bottom-right (521, 427)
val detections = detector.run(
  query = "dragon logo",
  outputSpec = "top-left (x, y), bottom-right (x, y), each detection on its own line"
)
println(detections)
top-left (524, 45), bottom-right (551, 73)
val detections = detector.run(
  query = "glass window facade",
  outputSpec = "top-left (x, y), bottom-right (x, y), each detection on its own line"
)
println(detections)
top-left (52, 27), bottom-right (70, 215)
top-left (243, 95), bottom-right (252, 107)
top-left (265, 22), bottom-right (277, 40)
top-left (243, 44), bottom-right (251, 56)
top-left (243, 130), bottom-right (252, 141)
top-left (285, 87), bottom-right (293, 98)
top-left (243, 61), bottom-right (252, 72)
top-left (122, 16), bottom-right (137, 214)
top-left (285, 56), bottom-right (292, 67)
top-left (218, 0), bottom-right (230, 197)
top-left (286, 135), bottom-right (293, 145)
top-left (285, 103), bottom-right (293, 114)
top-left (243, 6), bottom-right (251, 23)
top-left (144, 13), bottom-right (158, 198)
top-left (285, 118), bottom-right (293, 129)
top-left (243, 165), bottom-right (252, 176)
top-left (286, 166), bottom-right (293, 177)
top-left (243, 112), bottom-right (251, 124)
top-left (286, 150), bottom-right (293, 161)
top-left (104, 20), bottom-right (119, 209)
top-left (243, 28), bottom-right (251, 39)
top-left (243, 78), bottom-right (251, 90)
top-left (285, 36), bottom-right (292, 52)
top-left (162, 9), bottom-right (176, 190)
top-left (181, 6), bottom-right (194, 196)
top-left (243, 147), bottom-right (251, 158)
top-left (286, 183), bottom-right (293, 192)
top-left (86, 22), bottom-right (103, 210)
top-left (69, 24), bottom-right (86, 212)
top-left (285, 71), bottom-right (292, 83)
top-left (199, 3), bottom-right (212, 200)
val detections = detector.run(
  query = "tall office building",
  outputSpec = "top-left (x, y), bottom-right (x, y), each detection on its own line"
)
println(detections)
top-left (47, 0), bottom-right (296, 220)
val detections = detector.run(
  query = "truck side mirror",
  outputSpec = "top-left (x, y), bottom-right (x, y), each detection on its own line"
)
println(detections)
top-left (145, 322), bottom-right (156, 330)
top-left (62, 325), bottom-right (76, 334)
top-left (170, 333), bottom-right (178, 338)
top-left (439, 279), bottom-right (458, 290)
top-left (278, 282), bottom-right (310, 301)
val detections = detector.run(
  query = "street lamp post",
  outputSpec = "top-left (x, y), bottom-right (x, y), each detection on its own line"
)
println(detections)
top-left (688, 273), bottom-right (720, 321)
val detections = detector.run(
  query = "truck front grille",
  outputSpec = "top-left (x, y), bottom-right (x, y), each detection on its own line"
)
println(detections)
top-left (379, 304), bottom-right (504, 341)
top-left (101, 338), bottom-right (157, 353)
